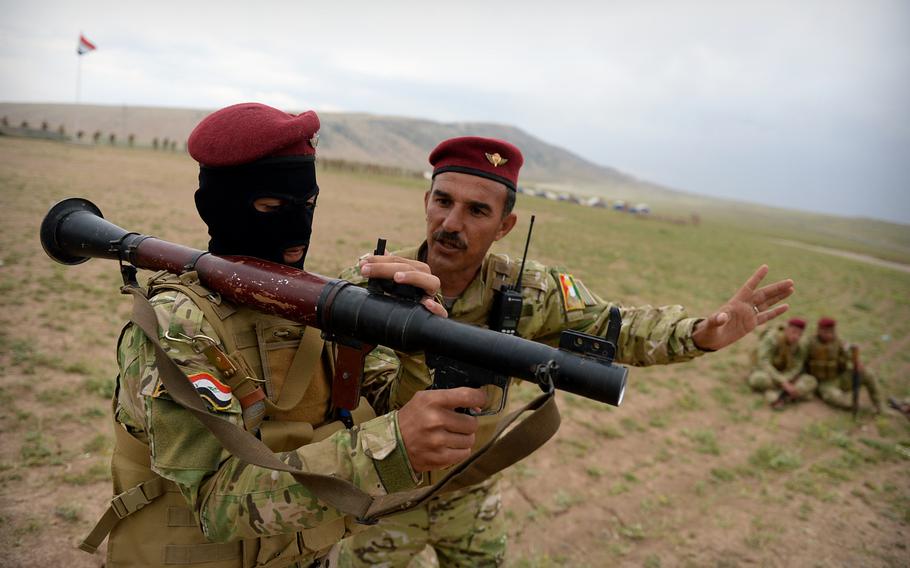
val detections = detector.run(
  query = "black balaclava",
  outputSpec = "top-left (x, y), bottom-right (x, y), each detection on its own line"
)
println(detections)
top-left (194, 155), bottom-right (318, 269)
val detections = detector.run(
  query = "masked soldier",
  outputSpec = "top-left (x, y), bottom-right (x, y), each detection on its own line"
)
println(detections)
top-left (82, 103), bottom-right (489, 567)
top-left (337, 136), bottom-right (796, 567)
top-left (807, 317), bottom-right (883, 413)
top-left (748, 317), bottom-right (817, 407)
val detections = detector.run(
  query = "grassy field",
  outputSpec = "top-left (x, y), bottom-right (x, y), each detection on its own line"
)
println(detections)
top-left (0, 137), bottom-right (908, 567)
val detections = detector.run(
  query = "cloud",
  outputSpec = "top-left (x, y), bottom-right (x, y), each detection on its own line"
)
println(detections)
top-left (1, 0), bottom-right (908, 222)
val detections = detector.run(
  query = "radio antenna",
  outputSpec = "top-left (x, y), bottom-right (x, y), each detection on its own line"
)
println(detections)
top-left (515, 215), bottom-right (535, 290)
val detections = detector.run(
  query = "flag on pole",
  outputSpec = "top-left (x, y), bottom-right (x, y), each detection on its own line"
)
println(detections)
top-left (77, 34), bottom-right (97, 55)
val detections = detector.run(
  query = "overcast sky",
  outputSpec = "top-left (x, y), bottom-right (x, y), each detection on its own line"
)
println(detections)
top-left (2, 0), bottom-right (909, 224)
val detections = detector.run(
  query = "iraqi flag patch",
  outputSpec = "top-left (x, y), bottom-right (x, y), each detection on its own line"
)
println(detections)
top-left (188, 372), bottom-right (233, 411)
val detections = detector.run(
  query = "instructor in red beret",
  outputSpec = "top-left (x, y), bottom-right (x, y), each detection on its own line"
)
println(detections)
top-left (337, 135), bottom-right (797, 567)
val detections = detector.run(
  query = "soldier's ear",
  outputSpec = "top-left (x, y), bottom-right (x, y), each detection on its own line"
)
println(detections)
top-left (424, 190), bottom-right (431, 211)
top-left (494, 212), bottom-right (517, 242)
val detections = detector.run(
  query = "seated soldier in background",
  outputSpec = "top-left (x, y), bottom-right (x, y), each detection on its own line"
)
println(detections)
top-left (807, 317), bottom-right (884, 413)
top-left (748, 317), bottom-right (817, 408)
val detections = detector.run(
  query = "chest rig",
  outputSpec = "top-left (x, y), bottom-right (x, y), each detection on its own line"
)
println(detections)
top-left (770, 331), bottom-right (793, 372)
top-left (808, 337), bottom-right (845, 381)
top-left (148, 271), bottom-right (339, 444)
top-left (90, 271), bottom-right (375, 568)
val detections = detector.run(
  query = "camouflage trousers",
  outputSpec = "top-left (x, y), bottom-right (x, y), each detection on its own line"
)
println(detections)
top-left (817, 370), bottom-right (883, 412)
top-left (336, 474), bottom-right (505, 568)
top-left (748, 370), bottom-right (818, 401)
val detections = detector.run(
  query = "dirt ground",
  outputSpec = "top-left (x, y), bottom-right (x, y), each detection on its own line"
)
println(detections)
top-left (1, 138), bottom-right (908, 567)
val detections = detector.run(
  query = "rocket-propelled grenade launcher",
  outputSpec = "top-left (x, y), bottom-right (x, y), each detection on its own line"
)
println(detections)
top-left (40, 198), bottom-right (628, 407)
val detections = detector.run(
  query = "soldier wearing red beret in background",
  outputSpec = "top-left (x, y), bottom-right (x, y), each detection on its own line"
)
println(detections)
top-left (86, 103), bottom-right (491, 568)
top-left (336, 136), bottom-right (796, 567)
top-left (748, 317), bottom-right (817, 408)
top-left (807, 317), bottom-right (884, 413)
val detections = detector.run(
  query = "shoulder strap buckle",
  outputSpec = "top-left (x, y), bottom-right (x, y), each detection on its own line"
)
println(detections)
top-left (110, 477), bottom-right (163, 519)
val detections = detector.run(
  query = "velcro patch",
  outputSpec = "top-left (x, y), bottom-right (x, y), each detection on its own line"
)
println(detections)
top-left (188, 372), bottom-right (233, 411)
top-left (572, 277), bottom-right (598, 306)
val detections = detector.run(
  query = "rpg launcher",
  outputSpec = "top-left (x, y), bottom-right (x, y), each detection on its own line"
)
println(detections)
top-left (40, 198), bottom-right (628, 410)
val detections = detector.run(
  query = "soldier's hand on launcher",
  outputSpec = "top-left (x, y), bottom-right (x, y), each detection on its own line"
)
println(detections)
top-left (692, 265), bottom-right (795, 352)
top-left (397, 387), bottom-right (487, 472)
top-left (360, 254), bottom-right (447, 318)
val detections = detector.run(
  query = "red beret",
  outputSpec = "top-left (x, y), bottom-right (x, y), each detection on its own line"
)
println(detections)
top-left (787, 317), bottom-right (806, 329)
top-left (429, 136), bottom-right (523, 191)
top-left (818, 317), bottom-right (836, 328)
top-left (188, 103), bottom-right (320, 167)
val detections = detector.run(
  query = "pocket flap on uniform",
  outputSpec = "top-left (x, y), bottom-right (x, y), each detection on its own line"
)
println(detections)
top-left (300, 517), bottom-right (346, 555)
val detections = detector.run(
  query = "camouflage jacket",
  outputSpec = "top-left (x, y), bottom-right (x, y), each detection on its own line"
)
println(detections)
top-left (115, 288), bottom-right (420, 543)
top-left (339, 243), bottom-right (708, 413)
top-left (755, 327), bottom-right (809, 384)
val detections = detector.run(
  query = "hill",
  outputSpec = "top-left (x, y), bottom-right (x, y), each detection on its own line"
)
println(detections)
top-left (0, 102), bottom-right (649, 188)
top-left (2, 102), bottom-right (908, 264)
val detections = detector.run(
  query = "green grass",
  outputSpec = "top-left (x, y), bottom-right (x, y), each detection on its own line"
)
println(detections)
top-left (586, 465), bottom-right (606, 479)
top-left (710, 468), bottom-right (736, 482)
top-left (61, 462), bottom-right (110, 486)
top-left (36, 387), bottom-right (72, 405)
top-left (749, 444), bottom-right (802, 472)
top-left (54, 504), bottom-right (81, 523)
top-left (20, 431), bottom-right (57, 466)
top-left (684, 429), bottom-right (721, 456)
top-left (82, 375), bottom-right (116, 398)
top-left (744, 516), bottom-right (781, 550)
top-left (553, 490), bottom-right (584, 512)
top-left (82, 434), bottom-right (110, 454)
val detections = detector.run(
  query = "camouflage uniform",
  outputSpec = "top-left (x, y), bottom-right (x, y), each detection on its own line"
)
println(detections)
top-left (107, 277), bottom-right (421, 567)
top-left (747, 326), bottom-right (816, 402)
top-left (336, 244), bottom-right (708, 567)
top-left (806, 334), bottom-right (883, 412)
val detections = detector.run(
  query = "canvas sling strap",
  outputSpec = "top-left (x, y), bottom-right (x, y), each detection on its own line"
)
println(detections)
top-left (123, 286), bottom-right (560, 524)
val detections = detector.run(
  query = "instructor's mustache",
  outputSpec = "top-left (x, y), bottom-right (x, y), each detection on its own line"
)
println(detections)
top-left (432, 230), bottom-right (467, 250)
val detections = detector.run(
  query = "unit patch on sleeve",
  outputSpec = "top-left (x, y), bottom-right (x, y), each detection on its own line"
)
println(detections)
top-left (188, 372), bottom-right (233, 411)
top-left (558, 272), bottom-right (586, 312)
top-left (572, 277), bottom-right (598, 306)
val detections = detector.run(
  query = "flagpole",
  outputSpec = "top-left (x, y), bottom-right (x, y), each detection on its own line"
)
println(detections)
top-left (75, 33), bottom-right (82, 140)
top-left (76, 54), bottom-right (82, 104)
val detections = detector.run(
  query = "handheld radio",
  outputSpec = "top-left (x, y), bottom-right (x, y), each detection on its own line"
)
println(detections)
top-left (489, 215), bottom-right (535, 335)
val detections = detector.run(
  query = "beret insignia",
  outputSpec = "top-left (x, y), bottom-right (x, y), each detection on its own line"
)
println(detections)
top-left (429, 137), bottom-right (523, 191)
top-left (485, 152), bottom-right (508, 167)
top-left (309, 133), bottom-right (320, 149)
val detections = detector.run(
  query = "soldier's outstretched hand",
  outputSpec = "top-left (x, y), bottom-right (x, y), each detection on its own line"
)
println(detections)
top-left (691, 265), bottom-right (794, 352)
top-left (397, 387), bottom-right (487, 472)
